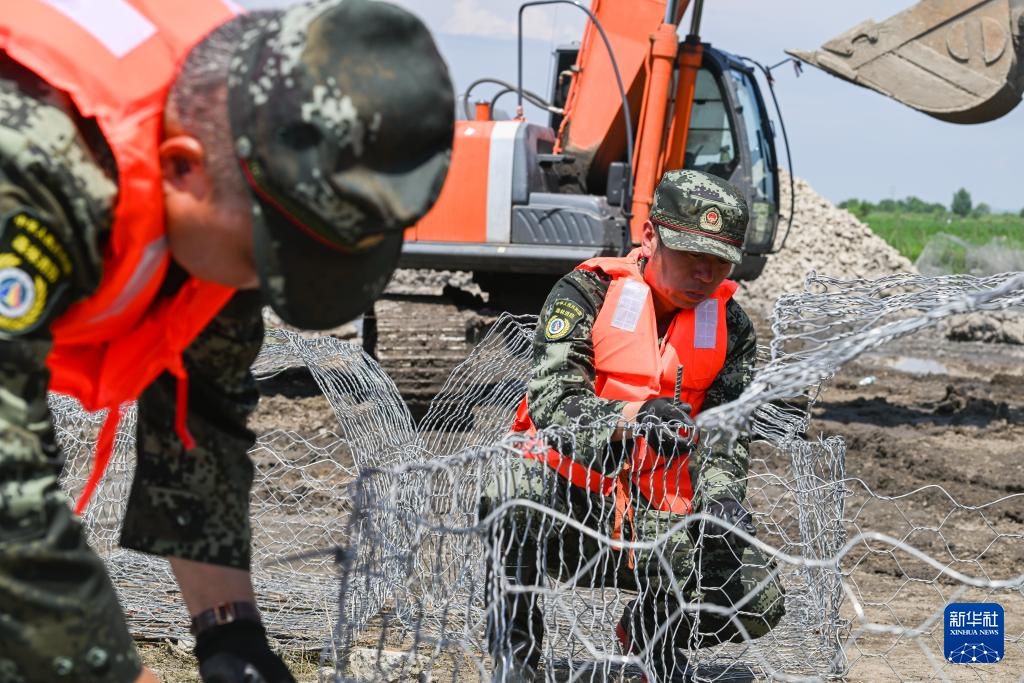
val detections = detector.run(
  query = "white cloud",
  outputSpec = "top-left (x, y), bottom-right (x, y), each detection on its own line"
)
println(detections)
top-left (234, 0), bottom-right (584, 43)
top-left (444, 0), bottom-right (582, 43)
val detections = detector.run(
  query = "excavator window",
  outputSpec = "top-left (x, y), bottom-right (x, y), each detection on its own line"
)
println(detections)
top-left (684, 68), bottom-right (739, 180)
top-left (728, 68), bottom-right (777, 206)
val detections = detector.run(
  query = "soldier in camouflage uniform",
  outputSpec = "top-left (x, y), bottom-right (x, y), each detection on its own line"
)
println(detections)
top-left (0, 2), bottom-right (453, 682)
top-left (484, 170), bottom-right (785, 682)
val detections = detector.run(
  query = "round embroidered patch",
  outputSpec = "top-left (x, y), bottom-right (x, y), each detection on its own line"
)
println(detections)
top-left (0, 267), bottom-right (35, 318)
top-left (700, 206), bottom-right (723, 233)
top-left (545, 315), bottom-right (570, 340)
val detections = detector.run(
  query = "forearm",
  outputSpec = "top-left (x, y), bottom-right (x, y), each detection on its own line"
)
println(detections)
top-left (121, 290), bottom-right (263, 568)
top-left (527, 374), bottom-right (629, 456)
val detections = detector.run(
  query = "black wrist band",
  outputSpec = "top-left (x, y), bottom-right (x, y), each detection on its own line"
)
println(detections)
top-left (190, 601), bottom-right (262, 636)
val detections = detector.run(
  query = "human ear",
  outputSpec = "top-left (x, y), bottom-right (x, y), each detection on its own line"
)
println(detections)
top-left (640, 220), bottom-right (657, 258)
top-left (159, 135), bottom-right (212, 200)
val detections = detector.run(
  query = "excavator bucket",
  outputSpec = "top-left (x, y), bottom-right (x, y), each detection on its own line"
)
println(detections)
top-left (788, 0), bottom-right (1024, 123)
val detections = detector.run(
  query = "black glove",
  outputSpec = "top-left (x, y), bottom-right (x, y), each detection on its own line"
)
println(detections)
top-left (195, 621), bottom-right (296, 683)
top-left (694, 497), bottom-right (756, 557)
top-left (636, 398), bottom-right (697, 456)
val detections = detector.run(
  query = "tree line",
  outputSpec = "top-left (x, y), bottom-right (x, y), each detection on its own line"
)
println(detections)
top-left (839, 188), bottom-right (1017, 219)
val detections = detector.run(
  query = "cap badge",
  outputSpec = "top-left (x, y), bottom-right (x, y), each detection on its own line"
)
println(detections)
top-left (700, 206), bottom-right (723, 233)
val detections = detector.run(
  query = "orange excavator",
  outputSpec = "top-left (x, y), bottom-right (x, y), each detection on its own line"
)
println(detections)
top-left (400, 0), bottom-right (786, 310)
top-left (397, 0), bottom-right (1024, 309)
top-left (372, 0), bottom-right (1024, 411)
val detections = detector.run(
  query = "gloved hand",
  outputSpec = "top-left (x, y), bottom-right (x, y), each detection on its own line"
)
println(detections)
top-left (195, 621), bottom-right (296, 683)
top-left (694, 497), bottom-right (756, 557)
top-left (636, 398), bottom-right (697, 456)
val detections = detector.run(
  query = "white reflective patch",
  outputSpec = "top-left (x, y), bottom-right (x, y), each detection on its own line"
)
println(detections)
top-left (485, 121), bottom-right (521, 243)
top-left (694, 298), bottom-right (718, 349)
top-left (87, 237), bottom-right (168, 324)
top-left (221, 0), bottom-right (244, 14)
top-left (41, 0), bottom-right (156, 58)
top-left (610, 279), bottom-right (648, 332)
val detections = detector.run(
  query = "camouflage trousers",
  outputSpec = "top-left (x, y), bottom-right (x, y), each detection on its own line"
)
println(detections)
top-left (480, 456), bottom-right (786, 674)
top-left (0, 292), bottom-right (263, 683)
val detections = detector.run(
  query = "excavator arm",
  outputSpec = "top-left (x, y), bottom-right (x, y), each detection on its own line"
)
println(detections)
top-left (789, 0), bottom-right (1024, 124)
top-left (555, 0), bottom-right (701, 240)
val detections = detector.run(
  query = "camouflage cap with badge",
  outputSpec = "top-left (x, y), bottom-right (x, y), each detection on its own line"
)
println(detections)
top-left (228, 0), bottom-right (455, 329)
top-left (649, 169), bottom-right (748, 265)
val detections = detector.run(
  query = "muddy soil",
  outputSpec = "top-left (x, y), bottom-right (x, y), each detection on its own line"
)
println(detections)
top-left (142, 319), bottom-right (1023, 682)
top-left (803, 330), bottom-right (1024, 682)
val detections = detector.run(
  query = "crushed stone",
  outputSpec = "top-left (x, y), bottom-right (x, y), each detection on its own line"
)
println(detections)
top-left (733, 172), bottom-right (916, 324)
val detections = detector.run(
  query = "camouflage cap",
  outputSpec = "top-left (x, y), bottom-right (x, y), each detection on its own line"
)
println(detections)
top-left (227, 0), bottom-right (455, 329)
top-left (649, 169), bottom-right (748, 265)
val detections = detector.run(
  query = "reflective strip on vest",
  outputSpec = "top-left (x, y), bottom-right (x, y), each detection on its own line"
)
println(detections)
top-left (83, 236), bottom-right (167, 324)
top-left (40, 0), bottom-right (157, 58)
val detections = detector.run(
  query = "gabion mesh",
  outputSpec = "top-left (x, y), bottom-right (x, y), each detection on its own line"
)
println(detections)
top-left (54, 271), bottom-right (1024, 681)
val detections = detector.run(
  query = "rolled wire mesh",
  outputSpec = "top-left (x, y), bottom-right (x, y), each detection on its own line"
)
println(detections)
top-left (52, 272), bottom-right (1024, 681)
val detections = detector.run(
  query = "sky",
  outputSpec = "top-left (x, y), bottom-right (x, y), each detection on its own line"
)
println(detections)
top-left (239, 0), bottom-right (1024, 211)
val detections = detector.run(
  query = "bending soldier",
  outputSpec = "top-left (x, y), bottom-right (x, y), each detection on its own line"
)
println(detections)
top-left (484, 170), bottom-right (786, 682)
top-left (0, 1), bottom-right (453, 681)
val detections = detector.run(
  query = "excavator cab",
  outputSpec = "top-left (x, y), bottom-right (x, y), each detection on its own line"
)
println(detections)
top-left (549, 43), bottom-right (781, 281)
top-left (685, 46), bottom-right (780, 280)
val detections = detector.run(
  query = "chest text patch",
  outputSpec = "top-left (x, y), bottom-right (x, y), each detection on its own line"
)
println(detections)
top-left (544, 298), bottom-right (585, 341)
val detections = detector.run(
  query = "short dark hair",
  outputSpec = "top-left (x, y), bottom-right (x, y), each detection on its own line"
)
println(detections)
top-left (166, 14), bottom-right (268, 205)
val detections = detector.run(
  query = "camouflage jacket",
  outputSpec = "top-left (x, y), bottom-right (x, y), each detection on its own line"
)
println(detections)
top-left (526, 267), bottom-right (757, 505)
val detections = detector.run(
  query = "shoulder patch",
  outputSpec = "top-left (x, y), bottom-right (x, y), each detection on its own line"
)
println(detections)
top-left (0, 209), bottom-right (71, 334)
top-left (543, 298), bottom-right (586, 341)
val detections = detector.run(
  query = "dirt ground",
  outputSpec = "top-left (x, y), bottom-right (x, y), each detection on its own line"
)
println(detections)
top-left (141, 313), bottom-right (1023, 682)
top-left (805, 329), bottom-right (1024, 682)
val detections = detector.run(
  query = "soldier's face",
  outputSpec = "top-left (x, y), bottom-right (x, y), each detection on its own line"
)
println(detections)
top-left (161, 135), bottom-right (260, 288)
top-left (641, 223), bottom-right (732, 310)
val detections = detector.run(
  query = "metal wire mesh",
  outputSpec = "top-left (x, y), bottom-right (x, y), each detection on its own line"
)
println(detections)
top-left (53, 272), bottom-right (1024, 682)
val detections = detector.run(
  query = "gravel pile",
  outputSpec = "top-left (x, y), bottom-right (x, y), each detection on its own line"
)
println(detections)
top-left (944, 311), bottom-right (1024, 345)
top-left (386, 268), bottom-right (479, 297)
top-left (733, 172), bottom-right (916, 324)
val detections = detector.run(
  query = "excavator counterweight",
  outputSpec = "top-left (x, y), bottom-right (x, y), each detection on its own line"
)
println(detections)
top-left (788, 0), bottom-right (1024, 124)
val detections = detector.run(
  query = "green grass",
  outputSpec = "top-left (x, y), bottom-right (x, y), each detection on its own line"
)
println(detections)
top-left (857, 212), bottom-right (1024, 262)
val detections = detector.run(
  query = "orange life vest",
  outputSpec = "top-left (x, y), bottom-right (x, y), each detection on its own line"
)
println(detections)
top-left (512, 249), bottom-right (737, 515)
top-left (0, 0), bottom-right (241, 512)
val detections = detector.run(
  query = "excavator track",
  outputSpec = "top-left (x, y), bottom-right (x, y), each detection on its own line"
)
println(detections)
top-left (370, 293), bottom-right (490, 421)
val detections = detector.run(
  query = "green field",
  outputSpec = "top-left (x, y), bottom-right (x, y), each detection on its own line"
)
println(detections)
top-left (858, 211), bottom-right (1024, 262)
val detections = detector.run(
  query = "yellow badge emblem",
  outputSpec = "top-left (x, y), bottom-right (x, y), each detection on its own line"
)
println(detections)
top-left (0, 257), bottom-right (48, 333)
top-left (545, 316), bottom-right (571, 340)
top-left (543, 298), bottom-right (586, 341)
top-left (699, 206), bottom-right (723, 233)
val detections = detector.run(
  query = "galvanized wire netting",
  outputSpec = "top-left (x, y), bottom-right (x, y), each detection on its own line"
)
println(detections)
top-left (53, 272), bottom-right (1024, 681)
